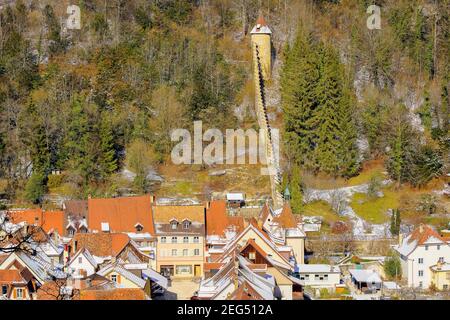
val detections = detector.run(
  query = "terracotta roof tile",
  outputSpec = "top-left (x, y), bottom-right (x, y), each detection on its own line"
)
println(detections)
top-left (0, 269), bottom-right (26, 284)
top-left (79, 288), bottom-right (146, 300)
top-left (408, 224), bottom-right (445, 245)
top-left (88, 195), bottom-right (155, 234)
top-left (256, 14), bottom-right (267, 27)
top-left (230, 281), bottom-right (263, 300)
top-left (153, 204), bottom-right (205, 224)
top-left (206, 200), bottom-right (244, 237)
top-left (10, 209), bottom-right (64, 235)
top-left (71, 233), bottom-right (130, 257)
top-left (272, 202), bottom-right (297, 229)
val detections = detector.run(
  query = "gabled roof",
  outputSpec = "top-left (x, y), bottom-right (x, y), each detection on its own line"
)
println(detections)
top-left (71, 233), bottom-right (130, 258)
top-left (97, 264), bottom-right (146, 288)
top-left (206, 200), bottom-right (244, 237)
top-left (259, 202), bottom-right (272, 224)
top-left (349, 269), bottom-right (382, 283)
top-left (216, 219), bottom-right (292, 269)
top-left (9, 209), bottom-right (65, 236)
top-left (272, 202), bottom-right (297, 229)
top-left (408, 224), bottom-right (445, 246)
top-left (0, 269), bottom-right (27, 285)
top-left (229, 280), bottom-right (264, 300)
top-left (395, 224), bottom-right (449, 257)
top-left (88, 195), bottom-right (155, 234)
top-left (69, 247), bottom-right (98, 268)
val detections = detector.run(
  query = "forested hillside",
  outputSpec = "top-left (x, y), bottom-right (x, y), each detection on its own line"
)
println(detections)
top-left (0, 0), bottom-right (448, 219)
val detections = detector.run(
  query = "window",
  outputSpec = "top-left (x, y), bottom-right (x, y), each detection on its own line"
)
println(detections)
top-left (304, 274), bottom-right (310, 280)
top-left (418, 270), bottom-right (424, 277)
top-left (193, 236), bottom-right (199, 243)
top-left (248, 252), bottom-right (256, 260)
top-left (425, 245), bottom-right (429, 251)
top-left (183, 220), bottom-right (190, 229)
top-left (194, 249), bottom-right (200, 256)
top-left (171, 237), bottom-right (177, 244)
top-left (172, 249), bottom-right (177, 256)
top-left (443, 284), bottom-right (448, 290)
top-left (418, 258), bottom-right (423, 264)
top-left (2, 285), bottom-right (7, 296)
top-left (161, 237), bottom-right (166, 243)
top-left (439, 257), bottom-right (444, 263)
top-left (78, 257), bottom-right (83, 264)
top-left (68, 228), bottom-right (75, 237)
top-left (183, 249), bottom-right (188, 256)
top-left (176, 265), bottom-right (192, 275)
top-left (135, 224), bottom-right (143, 232)
top-left (324, 275), bottom-right (328, 280)
top-left (419, 281), bottom-right (423, 288)
top-left (314, 275), bottom-right (319, 280)
top-left (183, 236), bottom-right (189, 243)
top-left (437, 245), bottom-right (441, 250)
top-left (171, 221), bottom-right (178, 230)
top-left (111, 275), bottom-right (117, 283)
top-left (16, 288), bottom-right (23, 299)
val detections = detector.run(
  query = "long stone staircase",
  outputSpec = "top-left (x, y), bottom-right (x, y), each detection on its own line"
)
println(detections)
top-left (252, 44), bottom-right (284, 209)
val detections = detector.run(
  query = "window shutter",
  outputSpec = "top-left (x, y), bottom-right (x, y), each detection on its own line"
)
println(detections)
top-left (117, 275), bottom-right (121, 284)
top-left (12, 288), bottom-right (16, 299)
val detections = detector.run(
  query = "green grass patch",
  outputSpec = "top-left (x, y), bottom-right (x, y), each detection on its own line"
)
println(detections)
top-left (347, 165), bottom-right (385, 186)
top-left (303, 200), bottom-right (348, 233)
top-left (303, 200), bottom-right (342, 222)
top-left (350, 190), bottom-right (399, 224)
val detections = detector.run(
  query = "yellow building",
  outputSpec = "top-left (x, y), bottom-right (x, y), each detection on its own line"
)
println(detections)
top-left (251, 14), bottom-right (272, 80)
top-left (153, 205), bottom-right (205, 279)
top-left (430, 262), bottom-right (450, 291)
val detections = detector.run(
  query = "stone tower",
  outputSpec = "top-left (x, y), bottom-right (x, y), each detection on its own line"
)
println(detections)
top-left (250, 14), bottom-right (272, 80)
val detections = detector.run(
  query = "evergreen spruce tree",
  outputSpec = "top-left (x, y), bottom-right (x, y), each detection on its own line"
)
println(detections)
top-left (289, 165), bottom-right (303, 214)
top-left (98, 115), bottom-right (118, 180)
top-left (281, 29), bottom-right (320, 170)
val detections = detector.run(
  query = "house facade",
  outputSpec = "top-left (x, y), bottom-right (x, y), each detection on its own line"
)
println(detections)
top-left (394, 224), bottom-right (450, 289)
top-left (153, 204), bottom-right (206, 278)
top-left (430, 261), bottom-right (450, 291)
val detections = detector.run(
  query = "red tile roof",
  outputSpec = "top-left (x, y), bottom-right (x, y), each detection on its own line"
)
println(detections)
top-left (0, 269), bottom-right (26, 284)
top-left (79, 288), bottom-right (146, 300)
top-left (71, 233), bottom-right (130, 257)
top-left (88, 195), bottom-right (155, 234)
top-left (408, 224), bottom-right (446, 245)
top-left (230, 281), bottom-right (263, 300)
top-left (10, 209), bottom-right (65, 235)
top-left (272, 202), bottom-right (297, 229)
top-left (206, 200), bottom-right (244, 237)
top-left (256, 14), bottom-right (267, 27)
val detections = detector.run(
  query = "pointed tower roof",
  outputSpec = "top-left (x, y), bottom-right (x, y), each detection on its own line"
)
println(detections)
top-left (256, 14), bottom-right (267, 27)
top-left (272, 202), bottom-right (297, 229)
top-left (251, 14), bottom-right (272, 35)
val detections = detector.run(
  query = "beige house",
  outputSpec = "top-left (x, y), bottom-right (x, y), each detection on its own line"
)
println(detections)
top-left (153, 205), bottom-right (205, 279)
top-left (430, 261), bottom-right (450, 291)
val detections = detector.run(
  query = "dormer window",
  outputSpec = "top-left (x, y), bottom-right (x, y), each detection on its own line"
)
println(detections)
top-left (134, 222), bottom-right (144, 232)
top-left (183, 220), bottom-right (191, 229)
top-left (170, 219), bottom-right (178, 230)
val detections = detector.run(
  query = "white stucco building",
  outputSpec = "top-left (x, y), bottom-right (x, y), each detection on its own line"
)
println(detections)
top-left (393, 224), bottom-right (450, 289)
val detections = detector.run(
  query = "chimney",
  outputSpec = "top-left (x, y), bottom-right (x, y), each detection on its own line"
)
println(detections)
top-left (150, 195), bottom-right (156, 203)
top-left (206, 201), bottom-right (211, 210)
top-left (88, 194), bottom-right (92, 199)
